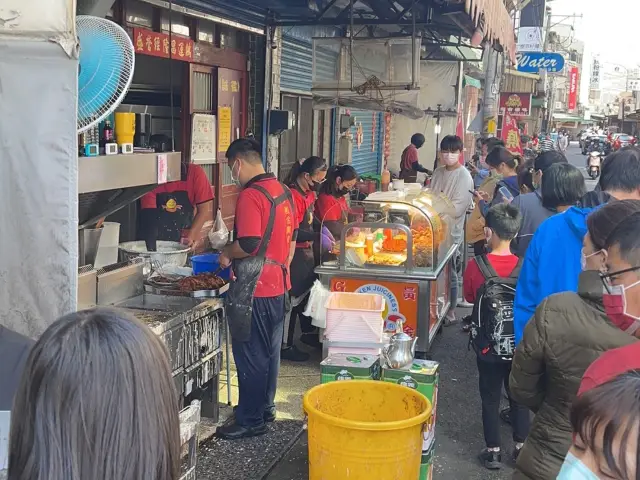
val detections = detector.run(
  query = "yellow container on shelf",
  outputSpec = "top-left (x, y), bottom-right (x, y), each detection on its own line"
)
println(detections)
top-left (303, 380), bottom-right (431, 480)
top-left (114, 112), bottom-right (136, 145)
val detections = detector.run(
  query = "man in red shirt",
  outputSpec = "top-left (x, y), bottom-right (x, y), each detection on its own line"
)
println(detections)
top-left (139, 163), bottom-right (214, 251)
top-left (217, 138), bottom-right (298, 440)
top-left (399, 133), bottom-right (431, 183)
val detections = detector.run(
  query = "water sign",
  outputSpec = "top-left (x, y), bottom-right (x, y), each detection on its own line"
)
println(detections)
top-left (515, 52), bottom-right (565, 74)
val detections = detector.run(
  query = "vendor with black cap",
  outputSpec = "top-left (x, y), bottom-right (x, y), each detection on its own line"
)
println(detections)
top-left (139, 161), bottom-right (214, 251)
top-left (216, 138), bottom-right (298, 440)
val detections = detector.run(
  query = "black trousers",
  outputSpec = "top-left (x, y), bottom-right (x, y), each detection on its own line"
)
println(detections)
top-left (232, 295), bottom-right (285, 428)
top-left (284, 294), bottom-right (314, 347)
top-left (477, 358), bottom-right (530, 448)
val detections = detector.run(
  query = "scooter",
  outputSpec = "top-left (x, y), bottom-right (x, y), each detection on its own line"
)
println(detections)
top-left (588, 151), bottom-right (601, 180)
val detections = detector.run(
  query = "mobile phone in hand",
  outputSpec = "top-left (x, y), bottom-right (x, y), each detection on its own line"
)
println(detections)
top-left (498, 186), bottom-right (514, 203)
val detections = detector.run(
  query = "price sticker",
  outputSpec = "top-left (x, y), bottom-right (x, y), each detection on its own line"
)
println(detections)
top-left (157, 154), bottom-right (168, 184)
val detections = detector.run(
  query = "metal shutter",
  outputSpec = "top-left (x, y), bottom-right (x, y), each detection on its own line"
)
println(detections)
top-left (281, 27), bottom-right (338, 93)
top-left (350, 110), bottom-right (384, 175)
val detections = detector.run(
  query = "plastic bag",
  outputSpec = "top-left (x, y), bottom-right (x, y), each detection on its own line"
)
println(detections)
top-left (303, 280), bottom-right (330, 328)
top-left (208, 209), bottom-right (229, 250)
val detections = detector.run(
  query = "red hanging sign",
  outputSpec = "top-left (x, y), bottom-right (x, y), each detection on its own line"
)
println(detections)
top-left (499, 93), bottom-right (532, 117)
top-left (568, 67), bottom-right (579, 111)
top-left (501, 112), bottom-right (523, 156)
top-left (133, 27), bottom-right (194, 62)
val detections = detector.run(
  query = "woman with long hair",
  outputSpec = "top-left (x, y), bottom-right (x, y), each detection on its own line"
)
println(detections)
top-left (8, 308), bottom-right (181, 480)
top-left (315, 164), bottom-right (357, 239)
top-left (281, 156), bottom-right (328, 361)
top-left (509, 200), bottom-right (640, 479)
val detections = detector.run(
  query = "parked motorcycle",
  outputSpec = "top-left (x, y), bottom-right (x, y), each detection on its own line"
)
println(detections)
top-left (588, 151), bottom-right (602, 180)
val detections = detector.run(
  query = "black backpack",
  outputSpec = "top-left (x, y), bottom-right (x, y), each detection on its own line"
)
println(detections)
top-left (468, 255), bottom-right (523, 362)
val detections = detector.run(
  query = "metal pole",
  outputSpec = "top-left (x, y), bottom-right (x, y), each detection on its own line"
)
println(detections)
top-left (458, 209), bottom-right (473, 308)
top-left (482, 44), bottom-right (499, 137)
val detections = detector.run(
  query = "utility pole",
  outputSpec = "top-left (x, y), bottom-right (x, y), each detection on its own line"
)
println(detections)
top-left (482, 43), bottom-right (500, 137)
top-left (542, 7), bottom-right (553, 132)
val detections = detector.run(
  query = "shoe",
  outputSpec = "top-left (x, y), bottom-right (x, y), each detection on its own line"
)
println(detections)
top-left (216, 422), bottom-right (267, 440)
top-left (281, 345), bottom-right (310, 362)
top-left (233, 406), bottom-right (276, 423)
top-left (500, 407), bottom-right (512, 425)
top-left (478, 449), bottom-right (502, 470)
top-left (300, 333), bottom-right (322, 349)
top-left (444, 312), bottom-right (459, 326)
top-left (513, 444), bottom-right (524, 461)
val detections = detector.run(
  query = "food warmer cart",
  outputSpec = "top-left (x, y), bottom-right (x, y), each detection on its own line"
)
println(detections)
top-left (315, 189), bottom-right (458, 356)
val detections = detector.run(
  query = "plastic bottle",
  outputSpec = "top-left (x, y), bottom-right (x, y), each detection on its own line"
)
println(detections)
top-left (381, 168), bottom-right (391, 191)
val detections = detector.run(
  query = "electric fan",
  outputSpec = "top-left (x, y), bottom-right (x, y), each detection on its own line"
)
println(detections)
top-left (76, 15), bottom-right (135, 134)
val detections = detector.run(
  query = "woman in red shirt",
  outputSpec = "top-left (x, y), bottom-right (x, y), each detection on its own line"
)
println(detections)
top-left (282, 156), bottom-right (328, 361)
top-left (315, 164), bottom-right (357, 240)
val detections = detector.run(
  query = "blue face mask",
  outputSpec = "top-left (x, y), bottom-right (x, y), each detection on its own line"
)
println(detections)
top-left (557, 452), bottom-right (599, 480)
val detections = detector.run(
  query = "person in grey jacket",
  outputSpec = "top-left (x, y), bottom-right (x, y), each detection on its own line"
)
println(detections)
top-left (510, 151), bottom-right (567, 257)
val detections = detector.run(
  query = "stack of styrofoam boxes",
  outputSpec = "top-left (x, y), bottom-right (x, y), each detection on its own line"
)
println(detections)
top-left (323, 292), bottom-right (385, 356)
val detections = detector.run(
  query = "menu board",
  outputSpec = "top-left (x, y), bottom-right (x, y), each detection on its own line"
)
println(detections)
top-left (190, 114), bottom-right (217, 164)
top-left (0, 411), bottom-right (8, 478)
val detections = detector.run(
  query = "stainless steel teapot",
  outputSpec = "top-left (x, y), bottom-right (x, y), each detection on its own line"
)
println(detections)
top-left (382, 320), bottom-right (418, 369)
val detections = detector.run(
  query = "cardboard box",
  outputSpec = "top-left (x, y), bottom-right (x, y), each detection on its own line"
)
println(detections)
top-left (320, 354), bottom-right (381, 384)
top-left (382, 360), bottom-right (440, 480)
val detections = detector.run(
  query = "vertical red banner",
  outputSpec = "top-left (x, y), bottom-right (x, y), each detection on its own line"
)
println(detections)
top-left (501, 113), bottom-right (523, 156)
top-left (568, 67), bottom-right (579, 111)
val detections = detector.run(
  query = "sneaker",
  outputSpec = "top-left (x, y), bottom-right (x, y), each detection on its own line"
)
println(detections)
top-left (500, 407), bottom-right (511, 425)
top-left (478, 449), bottom-right (502, 470)
top-left (280, 345), bottom-right (310, 362)
top-left (513, 444), bottom-right (524, 461)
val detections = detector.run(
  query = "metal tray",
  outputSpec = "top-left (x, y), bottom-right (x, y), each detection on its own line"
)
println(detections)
top-left (144, 282), bottom-right (229, 298)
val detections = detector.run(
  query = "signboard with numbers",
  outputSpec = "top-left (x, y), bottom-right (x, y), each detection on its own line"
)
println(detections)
top-left (133, 27), bottom-right (194, 62)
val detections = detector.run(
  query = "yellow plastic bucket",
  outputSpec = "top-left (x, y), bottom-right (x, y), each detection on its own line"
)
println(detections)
top-left (303, 380), bottom-right (431, 480)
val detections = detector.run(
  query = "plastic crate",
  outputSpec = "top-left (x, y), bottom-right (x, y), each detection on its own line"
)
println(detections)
top-left (184, 307), bottom-right (223, 368)
top-left (191, 253), bottom-right (231, 279)
top-left (184, 351), bottom-right (222, 421)
top-left (324, 292), bottom-right (385, 344)
top-left (325, 340), bottom-right (383, 357)
top-left (179, 401), bottom-right (201, 480)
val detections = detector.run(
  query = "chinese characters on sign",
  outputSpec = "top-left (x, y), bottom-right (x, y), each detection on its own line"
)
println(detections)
top-left (499, 93), bottom-right (532, 117)
top-left (133, 28), bottom-right (194, 62)
top-left (516, 27), bottom-right (543, 52)
top-left (501, 112), bottom-right (523, 156)
top-left (190, 114), bottom-right (217, 164)
top-left (568, 67), bottom-right (579, 112)
top-left (218, 107), bottom-right (232, 154)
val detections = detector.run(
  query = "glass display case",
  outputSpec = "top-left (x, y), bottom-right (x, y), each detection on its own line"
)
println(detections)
top-left (320, 189), bottom-right (455, 274)
top-left (315, 188), bottom-right (459, 355)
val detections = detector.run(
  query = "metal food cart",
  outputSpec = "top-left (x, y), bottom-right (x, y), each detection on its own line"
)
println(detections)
top-left (316, 189), bottom-right (458, 356)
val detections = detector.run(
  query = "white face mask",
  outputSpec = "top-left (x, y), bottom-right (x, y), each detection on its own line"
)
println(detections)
top-left (580, 249), bottom-right (602, 271)
top-left (442, 152), bottom-right (460, 166)
top-left (230, 161), bottom-right (242, 186)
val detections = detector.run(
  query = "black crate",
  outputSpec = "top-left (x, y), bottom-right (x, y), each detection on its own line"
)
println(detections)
top-left (184, 307), bottom-right (223, 368)
top-left (161, 323), bottom-right (185, 372)
top-left (172, 369), bottom-right (185, 405)
top-left (184, 351), bottom-right (222, 420)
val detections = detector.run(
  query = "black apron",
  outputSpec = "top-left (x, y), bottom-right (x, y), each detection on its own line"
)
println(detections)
top-left (289, 186), bottom-right (317, 297)
top-left (155, 190), bottom-right (194, 241)
top-left (224, 184), bottom-right (294, 342)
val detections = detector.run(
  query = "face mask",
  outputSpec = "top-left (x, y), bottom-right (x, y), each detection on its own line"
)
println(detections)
top-left (580, 249), bottom-right (602, 271)
top-left (557, 452), bottom-right (599, 480)
top-left (306, 175), bottom-right (322, 192)
top-left (602, 279), bottom-right (640, 334)
top-left (231, 162), bottom-right (242, 187)
top-left (442, 152), bottom-right (460, 166)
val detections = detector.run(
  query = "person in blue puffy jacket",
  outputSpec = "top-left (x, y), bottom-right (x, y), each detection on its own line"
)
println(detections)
top-left (513, 163), bottom-right (589, 345)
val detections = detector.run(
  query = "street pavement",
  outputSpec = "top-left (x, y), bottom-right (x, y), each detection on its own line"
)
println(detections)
top-left (565, 142), bottom-right (599, 190)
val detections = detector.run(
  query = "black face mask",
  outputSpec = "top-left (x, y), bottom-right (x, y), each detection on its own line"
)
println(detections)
top-left (309, 181), bottom-right (322, 192)
top-left (338, 186), bottom-right (351, 195)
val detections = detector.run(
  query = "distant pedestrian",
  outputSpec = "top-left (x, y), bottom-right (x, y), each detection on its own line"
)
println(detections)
top-left (538, 133), bottom-right (555, 152)
top-left (557, 133), bottom-right (569, 153)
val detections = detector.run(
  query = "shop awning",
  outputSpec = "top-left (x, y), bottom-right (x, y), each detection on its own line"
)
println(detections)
top-left (464, 75), bottom-right (482, 89)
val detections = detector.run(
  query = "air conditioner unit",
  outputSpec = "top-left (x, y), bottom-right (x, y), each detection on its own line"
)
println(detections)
top-left (555, 102), bottom-right (563, 110)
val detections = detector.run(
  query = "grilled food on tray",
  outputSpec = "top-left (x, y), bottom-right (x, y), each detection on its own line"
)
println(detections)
top-left (177, 273), bottom-right (227, 292)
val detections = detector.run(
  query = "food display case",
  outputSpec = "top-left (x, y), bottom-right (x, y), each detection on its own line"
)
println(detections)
top-left (315, 189), bottom-right (458, 355)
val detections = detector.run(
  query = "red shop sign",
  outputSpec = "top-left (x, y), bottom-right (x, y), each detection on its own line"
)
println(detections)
top-left (568, 67), bottom-right (579, 111)
top-left (499, 92), bottom-right (532, 117)
top-left (133, 27), bottom-right (194, 62)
